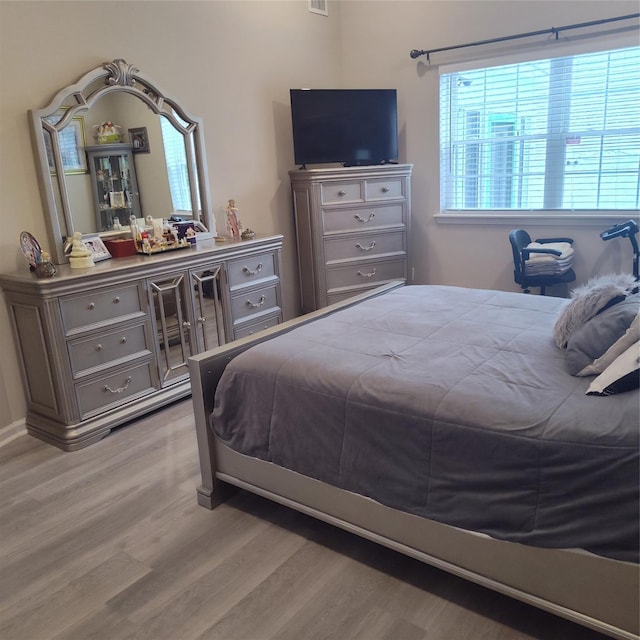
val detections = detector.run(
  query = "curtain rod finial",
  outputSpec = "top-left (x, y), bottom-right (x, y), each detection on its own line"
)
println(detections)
top-left (410, 49), bottom-right (424, 59)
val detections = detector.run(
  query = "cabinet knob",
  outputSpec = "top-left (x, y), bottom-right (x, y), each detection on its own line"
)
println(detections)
top-left (113, 296), bottom-right (120, 304)
top-left (95, 344), bottom-right (103, 352)
top-left (182, 321), bottom-right (191, 329)
top-left (88, 302), bottom-right (95, 310)
top-left (198, 317), bottom-right (206, 324)
top-left (120, 337), bottom-right (127, 344)
top-left (338, 190), bottom-right (346, 197)
top-left (381, 186), bottom-right (390, 193)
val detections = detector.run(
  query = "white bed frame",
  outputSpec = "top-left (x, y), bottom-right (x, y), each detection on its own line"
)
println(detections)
top-left (189, 283), bottom-right (639, 640)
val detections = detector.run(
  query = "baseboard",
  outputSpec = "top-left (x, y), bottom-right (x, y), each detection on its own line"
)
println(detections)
top-left (0, 418), bottom-right (27, 448)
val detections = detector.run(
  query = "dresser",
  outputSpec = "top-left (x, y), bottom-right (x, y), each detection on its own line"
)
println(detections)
top-left (290, 164), bottom-right (412, 312)
top-left (0, 235), bottom-right (283, 450)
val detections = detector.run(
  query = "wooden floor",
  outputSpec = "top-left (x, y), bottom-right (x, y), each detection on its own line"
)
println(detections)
top-left (0, 399), bottom-right (612, 640)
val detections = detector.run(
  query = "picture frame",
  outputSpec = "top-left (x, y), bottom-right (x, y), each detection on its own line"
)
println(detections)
top-left (81, 233), bottom-right (112, 262)
top-left (44, 110), bottom-right (88, 175)
top-left (129, 127), bottom-right (150, 153)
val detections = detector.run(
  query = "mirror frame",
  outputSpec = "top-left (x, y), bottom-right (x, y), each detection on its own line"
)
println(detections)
top-left (29, 59), bottom-right (213, 264)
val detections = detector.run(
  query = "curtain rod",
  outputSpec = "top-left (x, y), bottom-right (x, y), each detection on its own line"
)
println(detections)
top-left (410, 13), bottom-right (640, 61)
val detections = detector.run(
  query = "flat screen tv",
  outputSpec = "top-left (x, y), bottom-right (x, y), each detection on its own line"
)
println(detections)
top-left (290, 89), bottom-right (398, 168)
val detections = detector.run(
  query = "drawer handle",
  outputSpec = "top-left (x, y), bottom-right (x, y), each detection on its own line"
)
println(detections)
top-left (354, 212), bottom-right (375, 223)
top-left (247, 295), bottom-right (266, 308)
top-left (88, 302), bottom-right (95, 310)
top-left (95, 343), bottom-right (103, 352)
top-left (120, 337), bottom-right (127, 344)
top-left (243, 263), bottom-right (263, 276)
top-left (113, 296), bottom-right (120, 304)
top-left (104, 376), bottom-right (133, 395)
top-left (357, 269), bottom-right (377, 278)
top-left (182, 321), bottom-right (191, 329)
top-left (356, 241), bottom-right (376, 252)
top-left (198, 317), bottom-right (206, 324)
top-left (381, 186), bottom-right (390, 193)
top-left (338, 190), bottom-right (346, 197)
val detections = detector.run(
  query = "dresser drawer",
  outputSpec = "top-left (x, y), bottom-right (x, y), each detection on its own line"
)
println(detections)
top-left (75, 361), bottom-right (155, 418)
top-left (321, 181), bottom-right (363, 205)
top-left (324, 230), bottom-right (405, 264)
top-left (68, 322), bottom-right (151, 378)
top-left (322, 203), bottom-right (405, 234)
top-left (231, 283), bottom-right (280, 324)
top-left (227, 252), bottom-right (277, 291)
top-left (326, 258), bottom-right (407, 291)
top-left (234, 313), bottom-right (282, 340)
top-left (365, 177), bottom-right (405, 201)
top-left (61, 284), bottom-right (145, 333)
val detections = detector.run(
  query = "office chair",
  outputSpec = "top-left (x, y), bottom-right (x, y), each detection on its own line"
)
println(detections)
top-left (509, 229), bottom-right (576, 295)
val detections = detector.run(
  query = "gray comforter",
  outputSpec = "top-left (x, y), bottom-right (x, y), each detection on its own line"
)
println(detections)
top-left (211, 285), bottom-right (639, 562)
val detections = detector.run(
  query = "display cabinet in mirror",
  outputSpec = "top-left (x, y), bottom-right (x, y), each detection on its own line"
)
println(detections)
top-left (29, 58), bottom-right (214, 264)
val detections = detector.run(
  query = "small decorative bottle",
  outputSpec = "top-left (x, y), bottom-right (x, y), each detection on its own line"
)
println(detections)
top-left (34, 251), bottom-right (57, 278)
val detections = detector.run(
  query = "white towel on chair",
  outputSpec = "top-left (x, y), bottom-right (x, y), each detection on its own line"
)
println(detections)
top-left (524, 242), bottom-right (574, 276)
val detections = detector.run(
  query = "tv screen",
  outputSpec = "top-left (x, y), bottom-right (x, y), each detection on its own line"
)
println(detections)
top-left (290, 89), bottom-right (398, 167)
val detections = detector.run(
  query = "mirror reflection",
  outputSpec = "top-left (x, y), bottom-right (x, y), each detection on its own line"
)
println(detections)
top-left (30, 59), bottom-right (213, 264)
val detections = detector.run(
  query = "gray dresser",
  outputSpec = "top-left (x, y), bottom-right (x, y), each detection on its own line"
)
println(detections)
top-left (290, 164), bottom-right (412, 312)
top-left (0, 235), bottom-right (283, 450)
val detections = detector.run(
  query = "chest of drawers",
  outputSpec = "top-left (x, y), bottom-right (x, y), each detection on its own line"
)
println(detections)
top-left (0, 235), bottom-right (283, 450)
top-left (290, 164), bottom-right (412, 311)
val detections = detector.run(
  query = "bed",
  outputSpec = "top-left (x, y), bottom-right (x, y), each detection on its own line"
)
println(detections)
top-left (189, 281), bottom-right (639, 640)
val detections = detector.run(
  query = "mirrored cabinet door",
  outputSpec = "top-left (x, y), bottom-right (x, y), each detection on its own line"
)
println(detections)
top-left (149, 273), bottom-right (194, 385)
top-left (190, 265), bottom-right (226, 352)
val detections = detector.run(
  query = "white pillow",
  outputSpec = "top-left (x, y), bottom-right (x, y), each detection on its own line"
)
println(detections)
top-left (586, 341), bottom-right (640, 396)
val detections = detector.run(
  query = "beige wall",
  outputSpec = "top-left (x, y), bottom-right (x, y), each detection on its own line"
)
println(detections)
top-left (1, 0), bottom-right (638, 433)
top-left (0, 0), bottom-right (342, 430)
top-left (337, 0), bottom-right (639, 291)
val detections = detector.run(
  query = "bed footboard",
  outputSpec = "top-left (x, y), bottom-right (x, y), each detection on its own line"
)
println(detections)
top-left (189, 281), bottom-right (404, 509)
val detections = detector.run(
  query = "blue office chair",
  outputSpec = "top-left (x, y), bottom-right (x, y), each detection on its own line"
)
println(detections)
top-left (509, 229), bottom-right (576, 295)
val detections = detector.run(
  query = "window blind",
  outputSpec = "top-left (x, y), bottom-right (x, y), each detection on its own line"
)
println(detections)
top-left (439, 46), bottom-right (640, 212)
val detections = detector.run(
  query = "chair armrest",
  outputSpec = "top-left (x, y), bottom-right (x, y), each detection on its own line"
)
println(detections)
top-left (522, 247), bottom-right (563, 259)
top-left (535, 237), bottom-right (574, 245)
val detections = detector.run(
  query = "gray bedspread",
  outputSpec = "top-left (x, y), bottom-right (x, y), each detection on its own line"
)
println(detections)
top-left (211, 285), bottom-right (639, 562)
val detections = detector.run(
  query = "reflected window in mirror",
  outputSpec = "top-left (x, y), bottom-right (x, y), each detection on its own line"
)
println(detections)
top-left (161, 116), bottom-right (192, 214)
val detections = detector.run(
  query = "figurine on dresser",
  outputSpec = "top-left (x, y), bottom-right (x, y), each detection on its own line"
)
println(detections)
top-left (68, 232), bottom-right (95, 269)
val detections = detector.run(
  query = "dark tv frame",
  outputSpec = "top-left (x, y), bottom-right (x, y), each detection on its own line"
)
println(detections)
top-left (290, 88), bottom-right (398, 168)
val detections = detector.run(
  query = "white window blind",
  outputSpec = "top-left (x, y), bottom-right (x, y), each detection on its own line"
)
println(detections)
top-left (440, 46), bottom-right (640, 212)
top-left (160, 116), bottom-right (192, 213)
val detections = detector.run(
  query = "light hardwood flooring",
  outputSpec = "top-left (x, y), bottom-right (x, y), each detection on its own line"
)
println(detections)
top-left (0, 399), bottom-right (612, 640)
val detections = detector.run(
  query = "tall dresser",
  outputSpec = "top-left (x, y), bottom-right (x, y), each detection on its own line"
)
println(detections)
top-left (290, 164), bottom-right (412, 312)
top-left (0, 235), bottom-right (283, 450)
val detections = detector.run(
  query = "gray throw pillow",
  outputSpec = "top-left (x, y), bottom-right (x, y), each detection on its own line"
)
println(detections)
top-left (566, 293), bottom-right (639, 376)
top-left (553, 273), bottom-right (636, 348)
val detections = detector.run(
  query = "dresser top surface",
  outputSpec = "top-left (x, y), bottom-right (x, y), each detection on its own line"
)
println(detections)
top-left (1, 235), bottom-right (283, 294)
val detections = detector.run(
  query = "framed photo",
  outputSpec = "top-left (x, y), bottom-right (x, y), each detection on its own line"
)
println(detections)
top-left (82, 233), bottom-right (112, 262)
top-left (129, 127), bottom-right (150, 153)
top-left (44, 110), bottom-right (87, 175)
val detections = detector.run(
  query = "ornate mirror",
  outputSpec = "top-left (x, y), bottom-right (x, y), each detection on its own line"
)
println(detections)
top-left (29, 59), bottom-right (213, 264)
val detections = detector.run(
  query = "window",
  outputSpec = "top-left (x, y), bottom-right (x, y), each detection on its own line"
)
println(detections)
top-left (440, 46), bottom-right (640, 212)
top-left (160, 116), bottom-right (193, 213)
